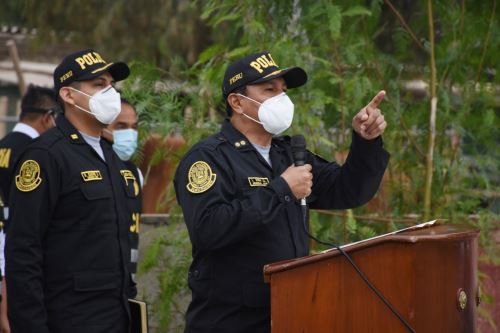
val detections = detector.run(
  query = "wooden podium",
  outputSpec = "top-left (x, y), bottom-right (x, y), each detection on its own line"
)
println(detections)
top-left (263, 221), bottom-right (479, 332)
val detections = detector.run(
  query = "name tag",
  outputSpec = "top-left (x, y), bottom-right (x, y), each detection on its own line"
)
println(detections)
top-left (81, 170), bottom-right (102, 182)
top-left (248, 177), bottom-right (269, 187)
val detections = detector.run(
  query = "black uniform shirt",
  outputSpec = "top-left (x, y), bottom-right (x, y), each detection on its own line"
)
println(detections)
top-left (174, 119), bottom-right (390, 332)
top-left (0, 127), bottom-right (35, 277)
top-left (5, 116), bottom-right (138, 333)
top-left (0, 130), bottom-right (33, 211)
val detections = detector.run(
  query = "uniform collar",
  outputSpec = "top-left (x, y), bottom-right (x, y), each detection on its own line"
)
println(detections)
top-left (220, 119), bottom-right (285, 152)
top-left (12, 123), bottom-right (39, 139)
top-left (220, 119), bottom-right (253, 151)
top-left (56, 115), bottom-right (92, 145)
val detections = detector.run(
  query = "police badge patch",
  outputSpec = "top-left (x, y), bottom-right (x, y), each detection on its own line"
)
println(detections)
top-left (15, 160), bottom-right (42, 192)
top-left (186, 161), bottom-right (217, 194)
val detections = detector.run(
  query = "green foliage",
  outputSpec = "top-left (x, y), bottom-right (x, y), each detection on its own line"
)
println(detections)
top-left (137, 219), bottom-right (191, 332)
top-left (128, 1), bottom-right (497, 327)
top-left (6, 0), bottom-right (497, 330)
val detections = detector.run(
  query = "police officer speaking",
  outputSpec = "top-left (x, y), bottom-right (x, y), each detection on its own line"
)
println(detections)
top-left (174, 51), bottom-right (390, 332)
top-left (5, 49), bottom-right (139, 333)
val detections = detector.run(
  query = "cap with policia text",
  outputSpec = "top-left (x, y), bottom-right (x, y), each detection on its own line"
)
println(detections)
top-left (53, 48), bottom-right (130, 93)
top-left (222, 51), bottom-right (308, 99)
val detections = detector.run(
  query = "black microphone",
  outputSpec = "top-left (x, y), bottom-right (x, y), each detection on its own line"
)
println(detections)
top-left (291, 135), bottom-right (307, 206)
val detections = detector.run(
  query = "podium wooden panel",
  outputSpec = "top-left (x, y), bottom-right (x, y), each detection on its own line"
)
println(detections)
top-left (263, 222), bottom-right (479, 333)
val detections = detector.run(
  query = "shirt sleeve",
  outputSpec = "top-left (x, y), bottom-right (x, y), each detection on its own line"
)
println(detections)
top-left (308, 131), bottom-right (390, 210)
top-left (136, 166), bottom-right (144, 189)
top-left (174, 147), bottom-right (295, 252)
top-left (5, 148), bottom-right (60, 333)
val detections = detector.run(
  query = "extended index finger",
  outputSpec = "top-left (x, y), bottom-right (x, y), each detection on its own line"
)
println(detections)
top-left (368, 90), bottom-right (386, 109)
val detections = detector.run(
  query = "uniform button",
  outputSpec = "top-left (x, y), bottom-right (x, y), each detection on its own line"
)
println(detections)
top-left (240, 140), bottom-right (246, 146)
top-left (235, 142), bottom-right (241, 148)
top-left (193, 270), bottom-right (200, 277)
top-left (284, 195), bottom-right (291, 202)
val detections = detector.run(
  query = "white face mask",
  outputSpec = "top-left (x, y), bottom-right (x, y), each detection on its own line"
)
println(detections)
top-left (237, 92), bottom-right (294, 135)
top-left (70, 86), bottom-right (121, 125)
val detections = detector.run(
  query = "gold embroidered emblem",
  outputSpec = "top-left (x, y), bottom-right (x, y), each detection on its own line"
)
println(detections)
top-left (15, 160), bottom-right (42, 192)
top-left (248, 177), bottom-right (269, 187)
top-left (121, 170), bottom-right (139, 196)
top-left (81, 170), bottom-right (102, 181)
top-left (186, 161), bottom-right (216, 194)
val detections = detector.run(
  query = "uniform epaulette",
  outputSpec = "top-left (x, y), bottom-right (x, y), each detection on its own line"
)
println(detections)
top-left (28, 129), bottom-right (64, 150)
top-left (191, 133), bottom-right (227, 151)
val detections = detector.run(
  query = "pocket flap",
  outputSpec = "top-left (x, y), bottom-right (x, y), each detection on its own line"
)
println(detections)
top-left (80, 182), bottom-right (112, 200)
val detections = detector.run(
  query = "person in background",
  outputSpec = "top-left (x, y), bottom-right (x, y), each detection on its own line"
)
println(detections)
top-left (102, 98), bottom-right (142, 285)
top-left (0, 85), bottom-right (58, 333)
top-left (5, 48), bottom-right (136, 333)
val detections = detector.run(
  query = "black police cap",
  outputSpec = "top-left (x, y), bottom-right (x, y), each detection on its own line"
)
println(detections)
top-left (222, 51), bottom-right (308, 98)
top-left (53, 48), bottom-right (130, 93)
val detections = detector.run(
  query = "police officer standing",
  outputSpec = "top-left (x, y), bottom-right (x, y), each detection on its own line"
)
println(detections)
top-left (0, 85), bottom-right (58, 333)
top-left (102, 98), bottom-right (142, 287)
top-left (5, 49), bottom-right (138, 333)
top-left (174, 51), bottom-right (390, 332)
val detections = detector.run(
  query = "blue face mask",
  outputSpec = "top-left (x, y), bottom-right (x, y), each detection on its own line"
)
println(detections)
top-left (112, 129), bottom-right (138, 161)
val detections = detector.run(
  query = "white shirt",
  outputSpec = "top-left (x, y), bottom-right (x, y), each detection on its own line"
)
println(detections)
top-left (80, 132), bottom-right (105, 161)
top-left (251, 142), bottom-right (272, 167)
top-left (12, 122), bottom-right (39, 139)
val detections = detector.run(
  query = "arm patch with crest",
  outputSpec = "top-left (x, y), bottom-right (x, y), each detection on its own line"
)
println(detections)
top-left (15, 160), bottom-right (42, 192)
top-left (186, 161), bottom-right (217, 194)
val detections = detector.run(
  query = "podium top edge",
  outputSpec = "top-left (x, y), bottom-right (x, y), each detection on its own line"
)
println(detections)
top-left (263, 222), bottom-right (479, 279)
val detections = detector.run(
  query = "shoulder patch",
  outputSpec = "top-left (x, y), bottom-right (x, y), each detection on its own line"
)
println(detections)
top-left (15, 160), bottom-right (42, 192)
top-left (186, 161), bottom-right (217, 194)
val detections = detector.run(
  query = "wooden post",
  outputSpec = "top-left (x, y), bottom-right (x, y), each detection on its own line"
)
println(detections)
top-left (6, 39), bottom-right (26, 96)
top-left (0, 97), bottom-right (8, 138)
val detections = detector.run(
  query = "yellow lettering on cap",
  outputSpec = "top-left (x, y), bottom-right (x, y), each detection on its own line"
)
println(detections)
top-left (267, 53), bottom-right (278, 67)
top-left (82, 54), bottom-right (95, 66)
top-left (60, 70), bottom-right (73, 83)
top-left (92, 52), bottom-right (105, 64)
top-left (75, 57), bottom-right (87, 70)
top-left (256, 57), bottom-right (270, 68)
top-left (267, 53), bottom-right (279, 67)
top-left (229, 73), bottom-right (243, 85)
top-left (250, 61), bottom-right (263, 73)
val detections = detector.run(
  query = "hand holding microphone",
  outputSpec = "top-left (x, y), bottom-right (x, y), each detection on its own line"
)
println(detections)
top-left (280, 135), bottom-right (312, 204)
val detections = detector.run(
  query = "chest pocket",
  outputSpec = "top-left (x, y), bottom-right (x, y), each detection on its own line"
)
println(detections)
top-left (79, 181), bottom-right (112, 200)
